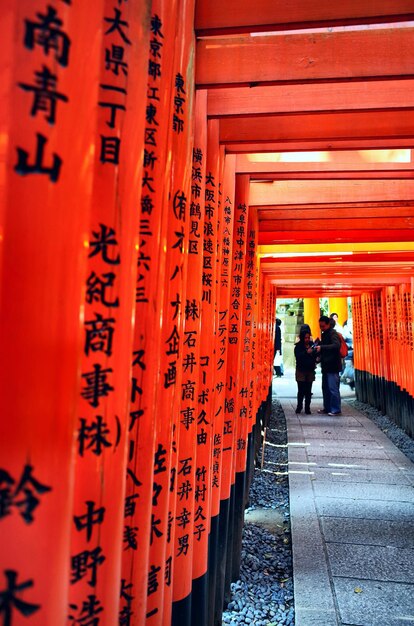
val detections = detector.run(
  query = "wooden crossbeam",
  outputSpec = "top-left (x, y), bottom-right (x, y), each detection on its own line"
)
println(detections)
top-left (275, 289), bottom-right (375, 296)
top-left (258, 229), bottom-right (414, 245)
top-left (262, 264), bottom-right (414, 275)
top-left (249, 169), bottom-right (414, 179)
top-left (259, 217), bottom-right (414, 231)
top-left (196, 28), bottom-right (414, 87)
top-left (236, 156), bottom-right (414, 175)
top-left (261, 251), bottom-right (414, 264)
top-left (270, 275), bottom-right (412, 285)
top-left (219, 110), bottom-right (414, 144)
top-left (208, 81), bottom-right (414, 117)
top-left (258, 201), bottom-right (414, 208)
top-left (195, 0), bottom-right (414, 35)
top-left (249, 180), bottom-right (414, 205)
top-left (257, 207), bottom-right (414, 220)
top-left (225, 139), bottom-right (414, 153)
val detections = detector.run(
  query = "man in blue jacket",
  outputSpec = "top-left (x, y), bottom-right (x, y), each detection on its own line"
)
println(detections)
top-left (315, 316), bottom-right (342, 416)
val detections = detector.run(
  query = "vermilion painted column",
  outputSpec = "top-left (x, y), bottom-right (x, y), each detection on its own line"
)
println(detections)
top-left (219, 174), bottom-right (250, 607)
top-left (380, 287), bottom-right (391, 393)
top-left (329, 297), bottom-right (348, 326)
top-left (304, 298), bottom-right (320, 340)
top-left (141, 3), bottom-right (198, 625)
top-left (409, 281), bottom-right (414, 398)
top-left (211, 154), bottom-right (236, 522)
top-left (386, 286), bottom-right (398, 387)
top-left (121, 5), bottom-right (178, 626)
top-left (0, 3), bottom-right (103, 624)
top-left (207, 154), bottom-right (236, 626)
top-left (399, 285), bottom-right (410, 395)
top-left (221, 175), bottom-right (250, 507)
top-left (68, 2), bottom-right (150, 624)
top-left (249, 216), bottom-right (261, 425)
top-left (236, 206), bottom-right (256, 470)
top-left (166, 2), bottom-right (196, 625)
top-left (352, 295), bottom-right (363, 401)
top-left (263, 279), bottom-right (277, 398)
top-left (230, 203), bottom-right (258, 584)
top-left (177, 90), bottom-right (208, 625)
top-left (243, 209), bottom-right (259, 431)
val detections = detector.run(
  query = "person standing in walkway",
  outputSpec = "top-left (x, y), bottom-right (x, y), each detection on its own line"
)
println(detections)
top-left (315, 315), bottom-right (342, 416)
top-left (294, 329), bottom-right (317, 414)
top-left (274, 317), bottom-right (283, 377)
top-left (329, 312), bottom-right (344, 334)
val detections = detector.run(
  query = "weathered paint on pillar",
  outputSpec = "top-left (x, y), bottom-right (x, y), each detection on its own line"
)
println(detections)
top-left (68, 2), bottom-right (150, 624)
top-left (0, 3), bottom-right (103, 624)
top-left (329, 297), bottom-right (348, 326)
top-left (303, 298), bottom-right (320, 340)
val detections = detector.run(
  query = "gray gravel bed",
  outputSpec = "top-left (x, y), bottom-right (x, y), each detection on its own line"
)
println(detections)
top-left (346, 399), bottom-right (414, 463)
top-left (222, 399), bottom-right (294, 626)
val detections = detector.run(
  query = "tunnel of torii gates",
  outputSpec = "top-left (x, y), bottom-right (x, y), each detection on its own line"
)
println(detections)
top-left (3, 1), bottom-right (414, 626)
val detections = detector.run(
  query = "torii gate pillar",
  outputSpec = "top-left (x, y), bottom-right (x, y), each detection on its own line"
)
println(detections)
top-left (303, 298), bottom-right (320, 339)
top-left (329, 297), bottom-right (349, 326)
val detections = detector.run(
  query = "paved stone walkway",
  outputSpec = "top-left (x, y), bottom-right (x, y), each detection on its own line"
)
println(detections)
top-left (274, 371), bottom-right (414, 626)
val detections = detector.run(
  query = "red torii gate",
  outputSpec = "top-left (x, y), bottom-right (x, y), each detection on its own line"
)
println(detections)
top-left (1, 2), bottom-right (414, 626)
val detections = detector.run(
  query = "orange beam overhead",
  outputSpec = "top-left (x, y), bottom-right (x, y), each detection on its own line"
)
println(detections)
top-left (261, 251), bottom-right (414, 264)
top-left (272, 286), bottom-right (410, 298)
top-left (260, 217), bottom-right (414, 231)
top-left (274, 287), bottom-right (391, 296)
top-left (225, 139), bottom-right (414, 153)
top-left (256, 201), bottom-right (414, 209)
top-left (219, 110), bottom-right (414, 145)
top-left (249, 180), bottom-right (414, 205)
top-left (195, 0), bottom-right (414, 34)
top-left (237, 157), bottom-right (414, 176)
top-left (258, 229), bottom-right (414, 245)
top-left (196, 28), bottom-right (414, 87)
top-left (262, 263), bottom-right (414, 276)
top-left (270, 276), bottom-right (412, 285)
top-left (208, 81), bottom-right (414, 117)
top-left (251, 171), bottom-right (414, 181)
top-left (257, 206), bottom-right (414, 220)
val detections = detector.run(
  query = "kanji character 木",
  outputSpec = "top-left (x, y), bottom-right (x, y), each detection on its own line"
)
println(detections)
top-left (0, 570), bottom-right (40, 626)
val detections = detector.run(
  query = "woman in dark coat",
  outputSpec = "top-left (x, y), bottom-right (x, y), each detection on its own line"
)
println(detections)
top-left (294, 329), bottom-right (317, 414)
top-left (273, 318), bottom-right (283, 377)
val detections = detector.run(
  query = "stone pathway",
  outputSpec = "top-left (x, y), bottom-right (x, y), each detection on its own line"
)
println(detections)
top-left (275, 372), bottom-right (414, 626)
